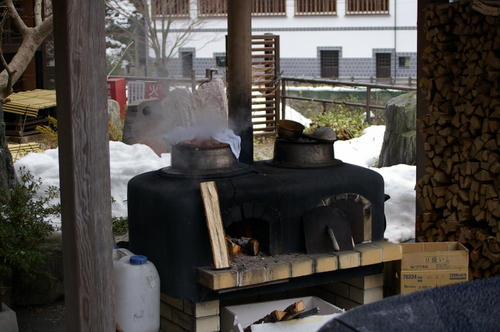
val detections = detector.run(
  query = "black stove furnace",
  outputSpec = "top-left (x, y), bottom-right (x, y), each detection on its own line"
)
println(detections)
top-left (127, 138), bottom-right (387, 303)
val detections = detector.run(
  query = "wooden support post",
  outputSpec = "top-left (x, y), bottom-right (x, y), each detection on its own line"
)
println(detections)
top-left (53, 0), bottom-right (115, 330)
top-left (227, 0), bottom-right (253, 164)
top-left (191, 69), bottom-right (196, 92)
top-left (365, 87), bottom-right (372, 124)
top-left (281, 78), bottom-right (287, 120)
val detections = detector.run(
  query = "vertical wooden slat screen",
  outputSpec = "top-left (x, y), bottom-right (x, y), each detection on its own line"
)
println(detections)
top-left (346, 0), bottom-right (388, 14)
top-left (252, 0), bottom-right (286, 15)
top-left (199, 0), bottom-right (286, 16)
top-left (251, 35), bottom-right (281, 136)
top-left (296, 0), bottom-right (336, 15)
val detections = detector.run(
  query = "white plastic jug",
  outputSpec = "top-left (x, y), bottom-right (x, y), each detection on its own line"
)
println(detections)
top-left (114, 255), bottom-right (160, 332)
top-left (113, 246), bottom-right (134, 263)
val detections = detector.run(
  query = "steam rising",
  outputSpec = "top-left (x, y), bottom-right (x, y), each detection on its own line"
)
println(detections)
top-left (163, 126), bottom-right (241, 158)
top-left (161, 78), bottom-right (241, 157)
top-left (126, 78), bottom-right (239, 156)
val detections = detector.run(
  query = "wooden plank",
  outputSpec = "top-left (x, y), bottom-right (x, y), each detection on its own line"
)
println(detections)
top-left (53, 0), bottom-right (115, 330)
top-left (200, 181), bottom-right (231, 269)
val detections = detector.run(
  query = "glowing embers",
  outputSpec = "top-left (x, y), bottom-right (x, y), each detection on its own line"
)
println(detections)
top-left (223, 203), bottom-right (282, 256)
top-left (227, 236), bottom-right (260, 256)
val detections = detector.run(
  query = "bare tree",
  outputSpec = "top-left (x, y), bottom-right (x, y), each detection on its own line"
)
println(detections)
top-left (106, 0), bottom-right (218, 77)
top-left (0, 0), bottom-right (53, 100)
top-left (0, 0), bottom-right (53, 190)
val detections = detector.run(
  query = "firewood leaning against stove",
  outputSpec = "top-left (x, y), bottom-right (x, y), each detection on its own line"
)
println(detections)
top-left (243, 300), bottom-right (307, 331)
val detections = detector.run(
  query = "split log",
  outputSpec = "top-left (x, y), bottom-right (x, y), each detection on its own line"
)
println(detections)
top-left (281, 300), bottom-right (306, 321)
top-left (244, 310), bottom-right (286, 330)
top-left (227, 237), bottom-right (260, 256)
top-left (200, 181), bottom-right (231, 269)
top-left (244, 300), bottom-right (306, 331)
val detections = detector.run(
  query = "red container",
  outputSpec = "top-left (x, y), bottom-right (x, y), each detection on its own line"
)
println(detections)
top-left (107, 78), bottom-right (127, 117)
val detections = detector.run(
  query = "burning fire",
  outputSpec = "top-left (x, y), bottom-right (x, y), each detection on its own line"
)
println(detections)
top-left (227, 236), bottom-right (260, 256)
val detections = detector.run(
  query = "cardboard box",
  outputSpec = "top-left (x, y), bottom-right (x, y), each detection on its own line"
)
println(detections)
top-left (398, 242), bottom-right (469, 294)
top-left (401, 242), bottom-right (468, 270)
top-left (220, 296), bottom-right (344, 332)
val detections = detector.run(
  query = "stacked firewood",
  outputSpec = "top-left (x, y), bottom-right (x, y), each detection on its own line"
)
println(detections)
top-left (244, 300), bottom-right (308, 332)
top-left (416, 0), bottom-right (500, 278)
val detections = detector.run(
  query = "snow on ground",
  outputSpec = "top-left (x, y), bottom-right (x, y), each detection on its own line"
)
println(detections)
top-left (14, 115), bottom-right (416, 243)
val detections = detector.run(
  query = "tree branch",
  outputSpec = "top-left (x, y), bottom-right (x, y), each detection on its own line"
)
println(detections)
top-left (34, 0), bottom-right (43, 26)
top-left (35, 13), bottom-right (54, 38)
top-left (5, 0), bottom-right (29, 36)
top-left (0, 10), bottom-right (15, 100)
top-left (107, 0), bottom-right (214, 75)
top-left (0, 0), bottom-right (54, 100)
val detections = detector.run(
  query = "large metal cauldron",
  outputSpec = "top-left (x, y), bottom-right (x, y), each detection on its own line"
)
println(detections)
top-left (272, 138), bottom-right (340, 167)
top-left (171, 141), bottom-right (237, 170)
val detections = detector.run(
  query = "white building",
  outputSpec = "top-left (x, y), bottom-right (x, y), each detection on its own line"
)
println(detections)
top-left (155, 0), bottom-right (417, 81)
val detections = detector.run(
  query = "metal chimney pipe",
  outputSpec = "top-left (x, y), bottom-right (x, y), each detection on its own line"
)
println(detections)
top-left (227, 0), bottom-right (253, 164)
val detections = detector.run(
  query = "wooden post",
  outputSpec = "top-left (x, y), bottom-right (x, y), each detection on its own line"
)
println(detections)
top-left (281, 78), bottom-right (287, 120)
top-left (53, 0), bottom-right (115, 330)
top-left (191, 69), bottom-right (196, 92)
top-left (227, 0), bottom-right (253, 164)
top-left (365, 87), bottom-right (372, 124)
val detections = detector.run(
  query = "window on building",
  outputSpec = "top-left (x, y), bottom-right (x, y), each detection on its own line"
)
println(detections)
top-left (399, 56), bottom-right (410, 68)
top-left (252, 0), bottom-right (286, 15)
top-left (199, 0), bottom-right (227, 16)
top-left (215, 56), bottom-right (227, 67)
top-left (320, 50), bottom-right (339, 78)
top-left (181, 51), bottom-right (194, 77)
top-left (153, 0), bottom-right (190, 17)
top-left (376, 53), bottom-right (391, 78)
top-left (346, 0), bottom-right (389, 14)
top-left (198, 0), bottom-right (285, 16)
top-left (296, 0), bottom-right (336, 15)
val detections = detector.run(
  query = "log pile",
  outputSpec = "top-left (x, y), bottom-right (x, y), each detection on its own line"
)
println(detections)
top-left (244, 300), bottom-right (307, 332)
top-left (416, 0), bottom-right (500, 279)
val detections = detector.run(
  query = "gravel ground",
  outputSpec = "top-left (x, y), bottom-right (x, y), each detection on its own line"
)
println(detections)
top-left (14, 300), bottom-right (65, 332)
top-left (254, 139), bottom-right (275, 160)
